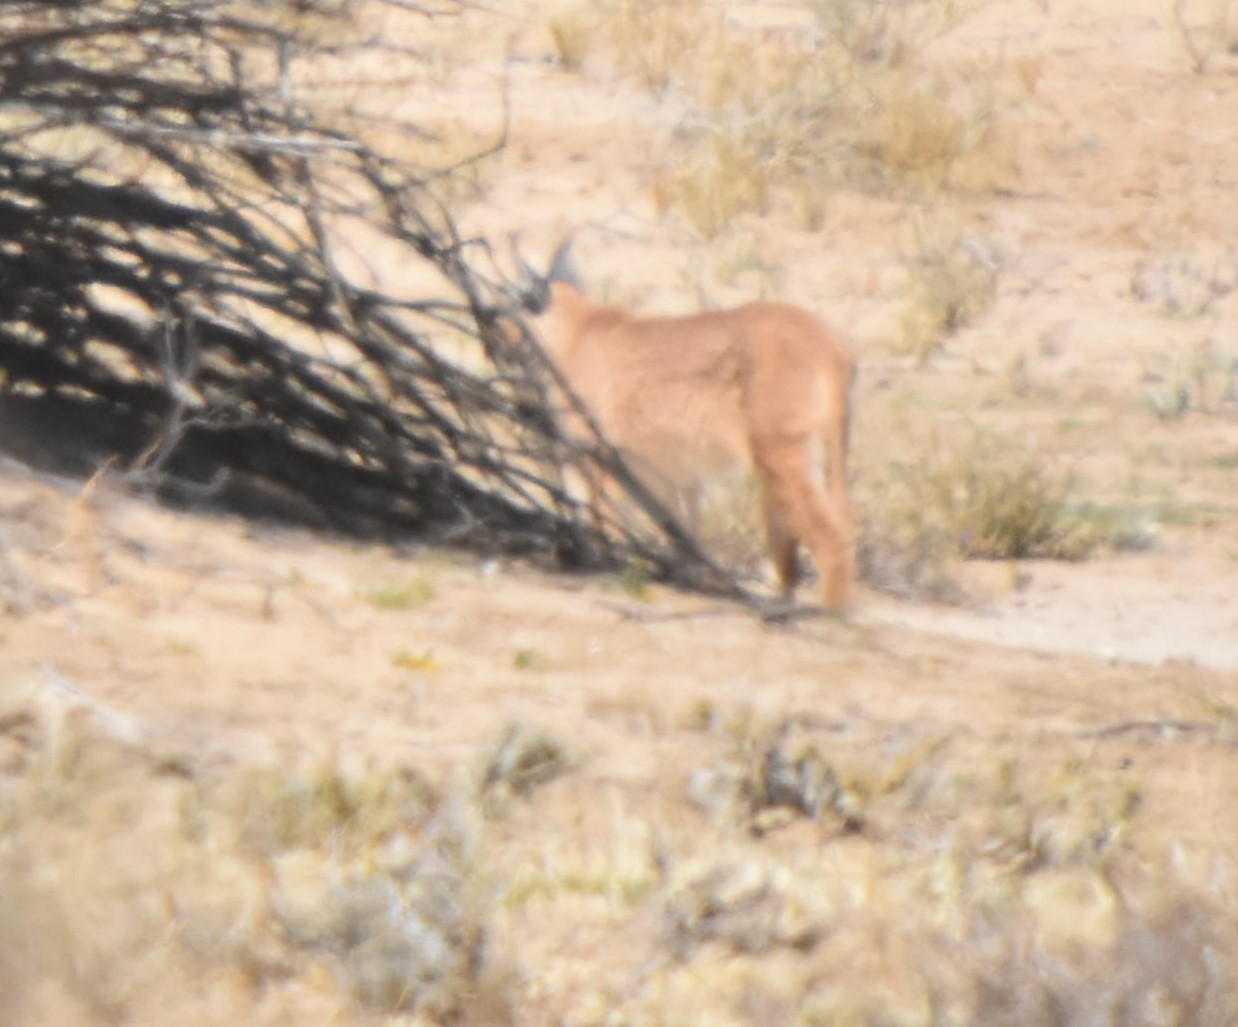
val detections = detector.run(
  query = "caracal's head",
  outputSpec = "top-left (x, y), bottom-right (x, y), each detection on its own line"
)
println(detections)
top-left (511, 235), bottom-right (587, 347)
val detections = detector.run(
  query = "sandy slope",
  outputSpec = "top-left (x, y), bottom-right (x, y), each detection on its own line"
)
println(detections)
top-left (3, 1), bottom-right (1238, 1022)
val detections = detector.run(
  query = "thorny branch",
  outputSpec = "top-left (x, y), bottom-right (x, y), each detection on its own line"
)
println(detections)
top-left (0, 0), bottom-right (744, 598)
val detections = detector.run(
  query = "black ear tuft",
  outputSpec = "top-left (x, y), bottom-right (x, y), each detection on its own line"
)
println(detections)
top-left (547, 238), bottom-right (583, 292)
top-left (509, 230), bottom-right (556, 313)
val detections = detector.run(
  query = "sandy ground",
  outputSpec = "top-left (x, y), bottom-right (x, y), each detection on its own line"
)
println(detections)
top-left (3, 1), bottom-right (1238, 1022)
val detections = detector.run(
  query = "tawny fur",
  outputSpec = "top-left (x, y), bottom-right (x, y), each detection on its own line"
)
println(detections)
top-left (529, 255), bottom-right (857, 611)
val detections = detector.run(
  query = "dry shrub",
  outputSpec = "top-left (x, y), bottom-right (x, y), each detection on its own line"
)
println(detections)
top-left (542, 0), bottom-right (715, 89)
top-left (544, 0), bottom-right (1014, 234)
top-left (477, 722), bottom-right (574, 814)
top-left (661, 856), bottom-right (823, 960)
top-left (637, 0), bottom-right (1017, 235)
top-left (608, 0), bottom-right (712, 93)
top-left (544, 0), bottom-right (601, 71)
top-left (1172, 0), bottom-right (1238, 73)
top-left (873, 82), bottom-right (967, 184)
top-left (807, 0), bottom-right (989, 69)
top-left (671, 713), bottom-right (1238, 1026)
top-left (686, 716), bottom-right (861, 836)
top-left (0, 681), bottom-right (512, 1026)
top-left (857, 429), bottom-right (1151, 602)
top-left (651, 129), bottom-right (772, 238)
top-left (897, 213), bottom-right (1002, 365)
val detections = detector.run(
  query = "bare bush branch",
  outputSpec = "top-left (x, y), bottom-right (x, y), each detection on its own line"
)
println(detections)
top-left (0, 0), bottom-right (744, 598)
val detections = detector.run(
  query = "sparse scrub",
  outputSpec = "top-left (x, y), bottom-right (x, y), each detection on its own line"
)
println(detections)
top-left (1131, 249), bottom-right (1238, 318)
top-left (661, 855), bottom-right (823, 959)
top-left (478, 722), bottom-right (574, 813)
top-left (1139, 335), bottom-right (1238, 419)
top-left (685, 715), bottom-right (860, 835)
top-left (360, 576), bottom-right (436, 610)
top-left (666, 710), bottom-right (1238, 1026)
top-left (640, 0), bottom-right (1017, 234)
top-left (4, 671), bottom-right (1238, 1027)
top-left (0, 686), bottom-right (509, 1025)
top-left (897, 214), bottom-right (1002, 364)
top-left (808, 0), bottom-right (991, 69)
top-left (652, 129), bottom-right (771, 238)
top-left (1172, 0), bottom-right (1238, 72)
top-left (607, 0), bottom-right (711, 93)
top-left (544, 1), bottom-right (600, 71)
top-left (858, 430), bottom-right (1154, 601)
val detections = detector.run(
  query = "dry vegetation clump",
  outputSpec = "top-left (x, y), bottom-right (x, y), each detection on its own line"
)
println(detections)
top-left (1130, 250), bottom-right (1238, 418)
top-left (547, 0), bottom-right (1021, 235)
top-left (1130, 249), bottom-right (1238, 320)
top-left (897, 215), bottom-right (1003, 365)
top-left (477, 721), bottom-right (575, 814)
top-left (4, 677), bottom-right (1238, 1027)
top-left (1171, 0), bottom-right (1238, 73)
top-left (857, 430), bottom-right (1156, 602)
top-left (545, 0), bottom-right (712, 93)
top-left (0, 678), bottom-right (513, 1026)
top-left (0, 0), bottom-right (742, 603)
top-left (661, 713), bottom-right (1238, 1026)
top-left (686, 716), bottom-right (861, 835)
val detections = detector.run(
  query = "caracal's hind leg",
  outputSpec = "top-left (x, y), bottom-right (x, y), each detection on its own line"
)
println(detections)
top-left (753, 435), bottom-right (853, 611)
top-left (760, 486), bottom-right (801, 597)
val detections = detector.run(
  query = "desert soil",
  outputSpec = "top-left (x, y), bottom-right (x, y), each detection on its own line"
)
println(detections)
top-left (4, 1), bottom-right (1238, 1024)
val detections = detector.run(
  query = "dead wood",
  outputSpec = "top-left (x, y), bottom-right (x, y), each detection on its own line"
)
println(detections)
top-left (0, 0), bottom-right (745, 599)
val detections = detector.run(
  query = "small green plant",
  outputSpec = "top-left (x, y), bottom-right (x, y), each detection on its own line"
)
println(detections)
top-left (394, 649), bottom-right (440, 672)
top-left (361, 576), bottom-right (435, 610)
top-left (512, 647), bottom-right (548, 671)
top-left (544, 1), bottom-right (598, 71)
top-left (619, 557), bottom-right (654, 601)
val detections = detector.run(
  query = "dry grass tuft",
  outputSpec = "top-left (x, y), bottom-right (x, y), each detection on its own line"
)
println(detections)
top-left (661, 856), bottom-right (823, 959)
top-left (543, 0), bottom-right (600, 71)
top-left (607, 0), bottom-right (712, 93)
top-left (807, 0), bottom-right (989, 69)
top-left (0, 680), bottom-right (511, 1026)
top-left (857, 430), bottom-right (1155, 601)
top-left (651, 129), bottom-right (772, 238)
top-left (624, 0), bottom-right (1020, 235)
top-left (477, 722), bottom-right (574, 813)
top-left (662, 706), bottom-right (1238, 1025)
top-left (897, 214), bottom-right (1002, 365)
top-left (359, 575), bottom-right (436, 610)
top-left (686, 715), bottom-right (861, 836)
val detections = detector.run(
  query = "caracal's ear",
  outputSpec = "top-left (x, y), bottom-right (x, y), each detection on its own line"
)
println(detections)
top-left (509, 231), bottom-right (552, 315)
top-left (547, 236), bottom-right (584, 294)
